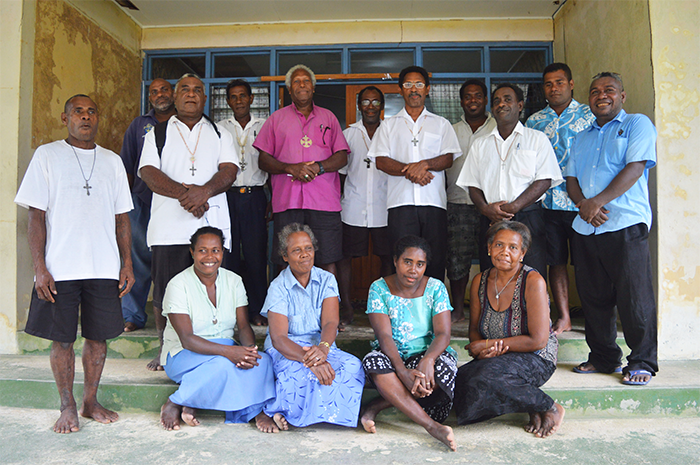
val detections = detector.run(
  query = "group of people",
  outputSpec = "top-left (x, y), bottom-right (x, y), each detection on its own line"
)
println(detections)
top-left (15, 59), bottom-right (657, 449)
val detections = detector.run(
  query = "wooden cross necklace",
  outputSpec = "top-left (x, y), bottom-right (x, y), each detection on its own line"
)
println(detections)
top-left (175, 122), bottom-right (203, 176)
top-left (234, 125), bottom-right (251, 171)
top-left (69, 142), bottom-right (96, 196)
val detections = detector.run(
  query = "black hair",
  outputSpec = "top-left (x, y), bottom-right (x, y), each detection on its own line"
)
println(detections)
top-left (189, 226), bottom-right (224, 251)
top-left (226, 79), bottom-right (252, 98)
top-left (357, 85), bottom-right (385, 107)
top-left (485, 221), bottom-right (532, 252)
top-left (64, 94), bottom-right (93, 113)
top-left (542, 62), bottom-right (573, 82)
top-left (459, 79), bottom-right (488, 101)
top-left (491, 83), bottom-right (524, 105)
top-left (398, 66), bottom-right (430, 87)
top-left (393, 235), bottom-right (432, 264)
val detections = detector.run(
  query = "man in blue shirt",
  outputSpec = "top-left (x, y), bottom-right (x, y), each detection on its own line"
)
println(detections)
top-left (120, 78), bottom-right (176, 331)
top-left (526, 63), bottom-right (594, 334)
top-left (565, 72), bottom-right (657, 386)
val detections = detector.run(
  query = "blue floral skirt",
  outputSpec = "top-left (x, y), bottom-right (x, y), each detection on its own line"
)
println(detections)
top-left (164, 338), bottom-right (276, 424)
top-left (263, 341), bottom-right (365, 427)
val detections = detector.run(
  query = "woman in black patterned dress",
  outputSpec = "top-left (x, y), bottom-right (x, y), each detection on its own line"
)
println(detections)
top-left (453, 221), bottom-right (564, 438)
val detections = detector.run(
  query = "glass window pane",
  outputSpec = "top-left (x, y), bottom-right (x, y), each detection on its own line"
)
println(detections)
top-left (426, 84), bottom-right (462, 124)
top-left (278, 52), bottom-right (341, 75)
top-left (214, 54), bottom-right (270, 78)
top-left (490, 49), bottom-right (546, 73)
top-left (209, 84), bottom-right (270, 123)
top-left (423, 50), bottom-right (482, 73)
top-left (490, 81), bottom-right (546, 122)
top-left (350, 51), bottom-right (414, 74)
top-left (151, 56), bottom-right (206, 80)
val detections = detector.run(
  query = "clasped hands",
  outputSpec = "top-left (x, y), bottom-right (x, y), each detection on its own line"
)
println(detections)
top-left (576, 197), bottom-right (609, 227)
top-left (179, 183), bottom-right (210, 218)
top-left (286, 162), bottom-right (319, 183)
top-left (398, 358), bottom-right (436, 399)
top-left (227, 345), bottom-right (262, 370)
top-left (303, 344), bottom-right (335, 386)
top-left (401, 161), bottom-right (434, 186)
top-left (466, 339), bottom-right (509, 360)
top-left (483, 201), bottom-right (516, 224)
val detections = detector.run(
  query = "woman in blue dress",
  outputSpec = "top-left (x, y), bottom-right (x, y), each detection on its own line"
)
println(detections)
top-left (261, 223), bottom-right (365, 429)
top-left (361, 235), bottom-right (457, 451)
top-left (159, 227), bottom-right (278, 432)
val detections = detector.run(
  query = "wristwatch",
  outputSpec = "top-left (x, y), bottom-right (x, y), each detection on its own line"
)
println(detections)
top-left (316, 161), bottom-right (325, 175)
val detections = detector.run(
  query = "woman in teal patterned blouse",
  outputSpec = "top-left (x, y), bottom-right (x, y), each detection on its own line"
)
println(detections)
top-left (361, 235), bottom-right (457, 452)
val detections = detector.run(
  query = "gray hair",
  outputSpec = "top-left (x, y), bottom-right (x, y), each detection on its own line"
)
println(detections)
top-left (485, 220), bottom-right (532, 252)
top-left (591, 72), bottom-right (624, 91)
top-left (278, 222), bottom-right (318, 258)
top-left (285, 65), bottom-right (316, 89)
top-left (175, 73), bottom-right (204, 93)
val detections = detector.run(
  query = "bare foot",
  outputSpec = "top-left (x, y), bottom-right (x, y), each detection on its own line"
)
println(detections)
top-left (552, 317), bottom-right (572, 335)
top-left (340, 306), bottom-right (354, 328)
top-left (255, 413), bottom-right (279, 433)
top-left (525, 412), bottom-right (542, 434)
top-left (181, 406), bottom-right (200, 427)
top-left (54, 406), bottom-right (80, 434)
top-left (451, 310), bottom-right (466, 323)
top-left (123, 321), bottom-right (139, 332)
top-left (251, 315), bottom-right (268, 326)
top-left (160, 399), bottom-right (181, 431)
top-left (426, 423), bottom-right (457, 451)
top-left (536, 403), bottom-right (565, 438)
top-left (147, 354), bottom-right (163, 371)
top-left (272, 413), bottom-right (289, 431)
top-left (360, 408), bottom-right (377, 434)
top-left (80, 401), bottom-right (119, 424)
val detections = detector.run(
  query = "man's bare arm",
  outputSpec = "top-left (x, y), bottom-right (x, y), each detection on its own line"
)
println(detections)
top-left (28, 207), bottom-right (56, 302)
top-left (179, 162), bottom-right (238, 213)
top-left (140, 166), bottom-right (188, 199)
top-left (376, 156), bottom-right (408, 176)
top-left (469, 187), bottom-right (513, 223)
top-left (115, 213), bottom-right (134, 297)
top-left (310, 150), bottom-right (348, 175)
top-left (502, 179), bottom-right (551, 215)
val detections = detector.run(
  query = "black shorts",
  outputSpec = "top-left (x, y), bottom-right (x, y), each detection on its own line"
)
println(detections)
top-left (544, 209), bottom-right (577, 266)
top-left (273, 209), bottom-right (343, 265)
top-left (25, 279), bottom-right (123, 343)
top-left (342, 223), bottom-right (391, 258)
top-left (151, 245), bottom-right (193, 309)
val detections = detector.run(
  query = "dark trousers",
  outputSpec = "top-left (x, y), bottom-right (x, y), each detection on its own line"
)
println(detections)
top-left (478, 204), bottom-right (547, 278)
top-left (571, 223), bottom-right (658, 375)
top-left (225, 187), bottom-right (268, 319)
top-left (388, 206), bottom-right (447, 281)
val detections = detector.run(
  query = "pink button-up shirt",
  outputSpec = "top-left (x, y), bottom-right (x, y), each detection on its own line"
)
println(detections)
top-left (253, 104), bottom-right (349, 213)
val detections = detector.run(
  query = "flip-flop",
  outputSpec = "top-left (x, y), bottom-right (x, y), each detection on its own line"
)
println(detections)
top-left (622, 369), bottom-right (652, 386)
top-left (573, 362), bottom-right (623, 374)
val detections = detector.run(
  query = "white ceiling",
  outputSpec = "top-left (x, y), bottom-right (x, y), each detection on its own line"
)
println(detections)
top-left (118, 0), bottom-right (563, 28)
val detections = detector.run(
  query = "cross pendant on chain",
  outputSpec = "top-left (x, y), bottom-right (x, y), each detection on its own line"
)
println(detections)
top-left (411, 137), bottom-right (419, 147)
top-left (190, 165), bottom-right (197, 176)
top-left (83, 180), bottom-right (92, 196)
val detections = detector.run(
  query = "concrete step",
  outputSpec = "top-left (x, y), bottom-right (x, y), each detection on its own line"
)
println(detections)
top-left (1, 355), bottom-right (697, 417)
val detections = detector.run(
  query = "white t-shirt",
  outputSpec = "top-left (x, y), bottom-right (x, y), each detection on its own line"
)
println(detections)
top-left (138, 116), bottom-right (238, 248)
top-left (457, 122), bottom-right (563, 204)
top-left (339, 121), bottom-right (388, 228)
top-left (368, 107), bottom-right (461, 210)
top-left (14, 140), bottom-right (133, 281)
top-left (217, 115), bottom-right (268, 187)
top-left (446, 113), bottom-right (496, 204)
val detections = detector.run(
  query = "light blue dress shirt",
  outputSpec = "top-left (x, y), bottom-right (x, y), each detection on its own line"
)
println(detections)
top-left (564, 109), bottom-right (656, 235)
top-left (526, 99), bottom-right (594, 211)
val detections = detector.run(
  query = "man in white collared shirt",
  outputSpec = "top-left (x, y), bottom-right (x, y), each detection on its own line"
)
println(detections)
top-left (337, 86), bottom-right (392, 326)
top-left (218, 79), bottom-right (269, 326)
top-left (445, 79), bottom-right (496, 321)
top-left (369, 66), bottom-right (462, 280)
top-left (457, 83), bottom-right (562, 276)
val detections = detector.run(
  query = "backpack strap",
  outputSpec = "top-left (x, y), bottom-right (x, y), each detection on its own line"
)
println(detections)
top-left (202, 113), bottom-right (222, 139)
top-left (154, 120), bottom-right (168, 158)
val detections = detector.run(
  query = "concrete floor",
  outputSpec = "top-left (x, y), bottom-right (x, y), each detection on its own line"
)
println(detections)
top-left (3, 406), bottom-right (700, 465)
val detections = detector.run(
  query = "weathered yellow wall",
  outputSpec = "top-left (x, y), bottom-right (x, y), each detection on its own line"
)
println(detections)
top-left (649, 0), bottom-right (700, 359)
top-left (141, 18), bottom-right (553, 50)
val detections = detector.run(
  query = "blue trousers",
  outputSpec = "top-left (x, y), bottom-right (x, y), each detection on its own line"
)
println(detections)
top-left (121, 193), bottom-right (152, 328)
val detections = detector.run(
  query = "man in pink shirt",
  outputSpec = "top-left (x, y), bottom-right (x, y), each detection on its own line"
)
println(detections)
top-left (255, 65), bottom-right (349, 275)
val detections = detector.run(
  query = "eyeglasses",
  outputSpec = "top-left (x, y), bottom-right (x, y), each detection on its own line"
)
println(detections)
top-left (402, 81), bottom-right (426, 89)
top-left (360, 99), bottom-right (382, 108)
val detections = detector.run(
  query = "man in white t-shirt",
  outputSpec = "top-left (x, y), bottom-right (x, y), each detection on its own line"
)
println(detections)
top-left (457, 83), bottom-right (563, 276)
top-left (15, 94), bottom-right (134, 434)
top-left (217, 79), bottom-right (269, 326)
top-left (139, 74), bottom-right (238, 371)
top-left (369, 66), bottom-right (462, 280)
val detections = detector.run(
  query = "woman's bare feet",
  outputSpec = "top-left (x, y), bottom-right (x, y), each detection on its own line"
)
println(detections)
top-left (255, 413), bottom-right (279, 433)
top-left (536, 403), bottom-right (565, 438)
top-left (54, 406), bottom-right (80, 434)
top-left (552, 317), bottom-right (572, 335)
top-left (272, 413), bottom-right (289, 431)
top-left (146, 354), bottom-right (163, 371)
top-left (181, 406), bottom-right (200, 427)
top-left (160, 399), bottom-right (181, 431)
top-left (80, 400), bottom-right (119, 424)
top-left (426, 423), bottom-right (457, 451)
top-left (525, 412), bottom-right (542, 434)
top-left (451, 310), bottom-right (466, 323)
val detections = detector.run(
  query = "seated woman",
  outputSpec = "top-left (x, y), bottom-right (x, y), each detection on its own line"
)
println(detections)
top-left (453, 221), bottom-right (563, 437)
top-left (159, 226), bottom-right (278, 432)
top-left (261, 223), bottom-right (365, 429)
top-left (361, 235), bottom-right (457, 452)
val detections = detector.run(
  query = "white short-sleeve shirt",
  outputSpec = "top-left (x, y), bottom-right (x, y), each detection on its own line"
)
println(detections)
top-left (14, 140), bottom-right (133, 281)
top-left (368, 107), bottom-right (462, 210)
top-left (139, 116), bottom-right (238, 248)
top-left (217, 115), bottom-right (268, 187)
top-left (457, 122), bottom-right (563, 204)
top-left (340, 121), bottom-right (388, 228)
